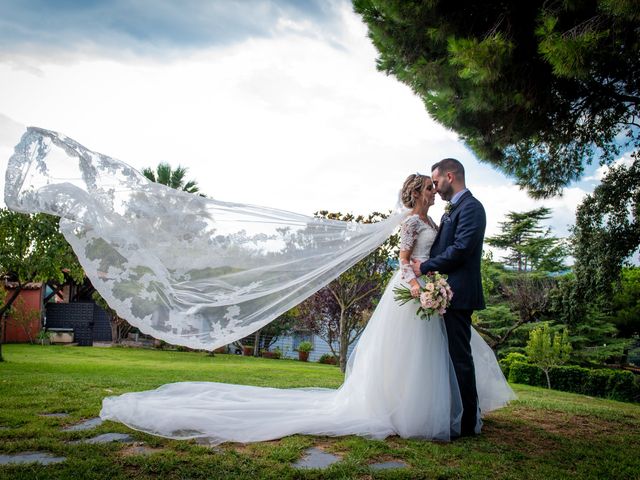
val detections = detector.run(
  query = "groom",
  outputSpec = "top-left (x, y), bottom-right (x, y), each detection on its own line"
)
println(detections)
top-left (412, 158), bottom-right (486, 437)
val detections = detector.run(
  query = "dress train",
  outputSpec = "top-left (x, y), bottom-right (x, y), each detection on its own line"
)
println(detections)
top-left (101, 271), bottom-right (515, 444)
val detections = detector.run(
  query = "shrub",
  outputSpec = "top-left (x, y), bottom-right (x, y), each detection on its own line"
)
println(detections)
top-left (499, 352), bottom-right (528, 377)
top-left (508, 361), bottom-right (544, 386)
top-left (262, 348), bottom-right (282, 359)
top-left (585, 368), bottom-right (611, 397)
top-left (35, 330), bottom-right (52, 346)
top-left (509, 362), bottom-right (640, 402)
top-left (318, 353), bottom-right (338, 365)
top-left (602, 369), bottom-right (638, 401)
top-left (547, 365), bottom-right (591, 394)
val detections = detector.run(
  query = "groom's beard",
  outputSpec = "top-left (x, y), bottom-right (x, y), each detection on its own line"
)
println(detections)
top-left (438, 184), bottom-right (454, 201)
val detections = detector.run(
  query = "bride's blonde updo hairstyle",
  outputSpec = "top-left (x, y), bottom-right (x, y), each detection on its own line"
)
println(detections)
top-left (401, 173), bottom-right (429, 208)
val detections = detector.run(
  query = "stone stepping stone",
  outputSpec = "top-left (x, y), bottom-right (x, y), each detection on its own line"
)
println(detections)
top-left (293, 447), bottom-right (341, 469)
top-left (62, 417), bottom-right (103, 431)
top-left (370, 460), bottom-right (408, 470)
top-left (72, 433), bottom-right (134, 444)
top-left (0, 451), bottom-right (66, 465)
top-left (40, 412), bottom-right (70, 418)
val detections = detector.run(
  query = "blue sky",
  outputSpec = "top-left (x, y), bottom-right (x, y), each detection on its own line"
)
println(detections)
top-left (0, 0), bottom-right (628, 264)
top-left (0, 0), bottom-right (338, 54)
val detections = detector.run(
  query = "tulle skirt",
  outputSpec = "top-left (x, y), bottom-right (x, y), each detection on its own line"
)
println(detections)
top-left (100, 271), bottom-right (516, 444)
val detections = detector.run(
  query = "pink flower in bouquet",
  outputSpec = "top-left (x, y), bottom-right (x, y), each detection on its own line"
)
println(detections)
top-left (419, 292), bottom-right (430, 308)
top-left (393, 271), bottom-right (454, 321)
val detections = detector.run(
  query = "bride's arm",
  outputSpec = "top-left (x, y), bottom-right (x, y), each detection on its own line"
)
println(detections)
top-left (399, 217), bottom-right (421, 297)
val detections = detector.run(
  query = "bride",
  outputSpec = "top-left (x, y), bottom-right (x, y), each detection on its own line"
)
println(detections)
top-left (100, 173), bottom-right (514, 443)
top-left (5, 128), bottom-right (514, 444)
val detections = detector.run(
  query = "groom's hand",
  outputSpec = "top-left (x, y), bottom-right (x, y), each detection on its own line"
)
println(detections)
top-left (411, 259), bottom-right (422, 277)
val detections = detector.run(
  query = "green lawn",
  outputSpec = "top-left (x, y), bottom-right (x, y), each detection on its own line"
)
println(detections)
top-left (1, 344), bottom-right (639, 479)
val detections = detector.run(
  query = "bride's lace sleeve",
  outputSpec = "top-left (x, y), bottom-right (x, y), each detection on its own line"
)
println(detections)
top-left (399, 215), bottom-right (419, 282)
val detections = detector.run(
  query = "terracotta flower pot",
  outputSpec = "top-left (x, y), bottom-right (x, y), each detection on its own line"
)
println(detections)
top-left (298, 351), bottom-right (310, 362)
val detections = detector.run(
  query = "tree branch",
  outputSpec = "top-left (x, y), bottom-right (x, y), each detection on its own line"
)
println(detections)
top-left (474, 324), bottom-right (500, 345)
top-left (0, 284), bottom-right (23, 318)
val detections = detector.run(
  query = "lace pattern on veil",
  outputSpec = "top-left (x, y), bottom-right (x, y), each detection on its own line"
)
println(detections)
top-left (4, 127), bottom-right (406, 350)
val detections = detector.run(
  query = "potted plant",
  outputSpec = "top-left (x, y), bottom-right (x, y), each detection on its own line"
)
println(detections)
top-left (242, 345), bottom-right (254, 356)
top-left (260, 347), bottom-right (283, 359)
top-left (36, 330), bottom-right (52, 346)
top-left (297, 341), bottom-right (313, 362)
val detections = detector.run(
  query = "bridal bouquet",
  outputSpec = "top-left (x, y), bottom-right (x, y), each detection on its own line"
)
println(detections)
top-left (393, 272), bottom-right (454, 320)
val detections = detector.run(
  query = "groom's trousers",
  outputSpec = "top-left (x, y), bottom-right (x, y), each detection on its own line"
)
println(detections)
top-left (443, 309), bottom-right (479, 435)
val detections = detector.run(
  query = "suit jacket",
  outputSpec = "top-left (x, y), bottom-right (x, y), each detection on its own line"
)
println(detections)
top-left (420, 191), bottom-right (486, 310)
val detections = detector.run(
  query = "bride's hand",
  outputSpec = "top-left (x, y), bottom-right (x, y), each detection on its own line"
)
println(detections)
top-left (411, 259), bottom-right (422, 277)
top-left (410, 284), bottom-right (421, 298)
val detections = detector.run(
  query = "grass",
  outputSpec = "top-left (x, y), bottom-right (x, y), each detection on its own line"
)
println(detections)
top-left (0, 344), bottom-right (639, 480)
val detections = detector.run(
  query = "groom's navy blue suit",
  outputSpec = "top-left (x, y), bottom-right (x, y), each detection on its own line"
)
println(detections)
top-left (419, 190), bottom-right (485, 435)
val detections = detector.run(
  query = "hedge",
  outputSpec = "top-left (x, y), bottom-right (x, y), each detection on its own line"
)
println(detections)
top-left (508, 361), bottom-right (640, 402)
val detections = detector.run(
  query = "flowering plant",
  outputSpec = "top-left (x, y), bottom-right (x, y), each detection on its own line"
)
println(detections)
top-left (393, 272), bottom-right (454, 320)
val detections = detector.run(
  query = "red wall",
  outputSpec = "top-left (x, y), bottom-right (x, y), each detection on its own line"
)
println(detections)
top-left (2, 288), bottom-right (43, 343)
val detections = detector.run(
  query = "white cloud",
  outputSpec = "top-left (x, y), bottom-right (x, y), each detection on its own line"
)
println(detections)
top-left (0, 4), bottom-right (456, 218)
top-left (0, 1), bottom-right (601, 259)
top-left (583, 153), bottom-right (635, 181)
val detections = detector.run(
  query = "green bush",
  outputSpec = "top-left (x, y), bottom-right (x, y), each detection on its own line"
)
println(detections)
top-left (605, 369), bottom-right (638, 401)
top-left (499, 352), bottom-right (528, 377)
top-left (548, 365), bottom-right (591, 394)
top-left (508, 361), bottom-right (544, 386)
top-left (585, 368), bottom-right (611, 397)
top-left (318, 353), bottom-right (337, 365)
top-left (509, 361), bottom-right (640, 402)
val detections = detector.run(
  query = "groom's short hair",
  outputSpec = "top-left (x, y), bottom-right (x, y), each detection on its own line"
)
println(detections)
top-left (431, 158), bottom-right (465, 180)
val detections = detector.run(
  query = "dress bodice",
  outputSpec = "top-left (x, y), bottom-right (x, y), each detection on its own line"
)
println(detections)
top-left (399, 214), bottom-right (438, 261)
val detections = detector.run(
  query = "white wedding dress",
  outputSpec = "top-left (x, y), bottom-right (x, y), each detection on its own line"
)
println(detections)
top-left (4, 127), bottom-right (512, 443)
top-left (101, 214), bottom-right (516, 443)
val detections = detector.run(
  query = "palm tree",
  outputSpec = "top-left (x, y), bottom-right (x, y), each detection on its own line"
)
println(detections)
top-left (142, 163), bottom-right (201, 194)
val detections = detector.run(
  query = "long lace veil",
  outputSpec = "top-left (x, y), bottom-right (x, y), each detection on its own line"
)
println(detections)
top-left (4, 127), bottom-right (405, 350)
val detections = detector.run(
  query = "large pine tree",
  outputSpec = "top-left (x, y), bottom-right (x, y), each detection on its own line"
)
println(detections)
top-left (486, 207), bottom-right (566, 272)
top-left (354, 0), bottom-right (639, 197)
